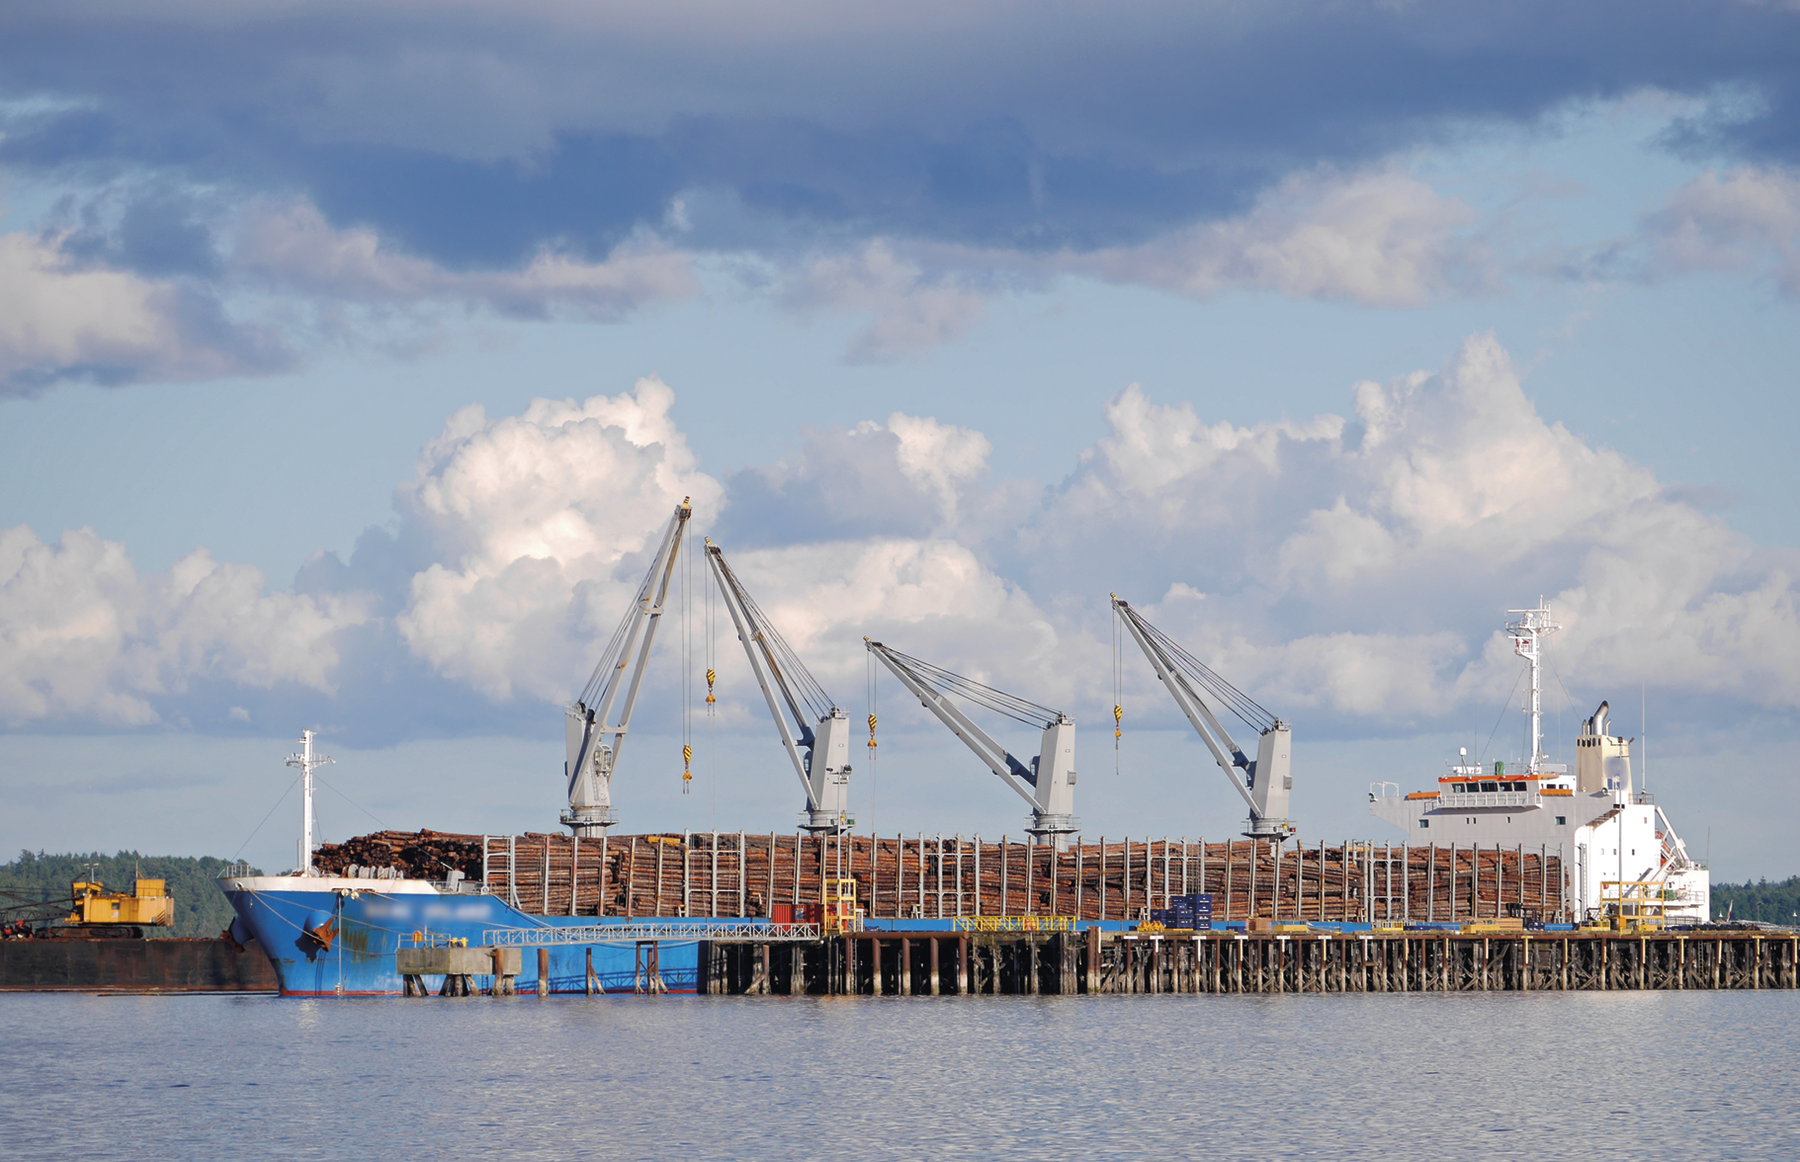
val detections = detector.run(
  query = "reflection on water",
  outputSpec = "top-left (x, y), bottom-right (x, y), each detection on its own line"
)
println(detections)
top-left (2, 991), bottom-right (1795, 1160)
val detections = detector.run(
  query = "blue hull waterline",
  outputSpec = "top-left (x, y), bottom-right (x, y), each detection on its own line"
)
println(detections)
top-left (220, 876), bottom-right (704, 996)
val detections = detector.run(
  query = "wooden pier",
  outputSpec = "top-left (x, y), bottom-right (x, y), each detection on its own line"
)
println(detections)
top-left (699, 928), bottom-right (1800, 995)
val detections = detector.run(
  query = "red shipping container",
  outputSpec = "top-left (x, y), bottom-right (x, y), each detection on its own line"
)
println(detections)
top-left (771, 903), bottom-right (795, 924)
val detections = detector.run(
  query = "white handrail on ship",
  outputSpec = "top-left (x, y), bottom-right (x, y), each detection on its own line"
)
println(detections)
top-left (480, 921), bottom-right (825, 945)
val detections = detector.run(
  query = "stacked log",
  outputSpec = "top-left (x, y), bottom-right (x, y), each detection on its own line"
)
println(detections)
top-left (312, 830), bottom-right (484, 880)
top-left (302, 829), bottom-right (1565, 923)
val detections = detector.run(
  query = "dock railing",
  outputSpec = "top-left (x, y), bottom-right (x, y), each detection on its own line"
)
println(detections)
top-left (481, 921), bottom-right (824, 945)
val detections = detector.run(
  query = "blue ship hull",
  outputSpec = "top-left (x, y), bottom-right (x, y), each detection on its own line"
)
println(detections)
top-left (220, 876), bottom-right (703, 996)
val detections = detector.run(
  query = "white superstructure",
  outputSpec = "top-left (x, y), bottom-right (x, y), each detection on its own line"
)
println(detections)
top-left (1371, 600), bottom-right (1710, 923)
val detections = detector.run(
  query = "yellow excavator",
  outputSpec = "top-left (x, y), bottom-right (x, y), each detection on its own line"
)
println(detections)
top-left (61, 877), bottom-right (175, 936)
top-left (2, 872), bottom-right (176, 940)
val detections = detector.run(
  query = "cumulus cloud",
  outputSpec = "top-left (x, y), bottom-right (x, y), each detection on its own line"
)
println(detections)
top-left (718, 411), bottom-right (993, 546)
top-left (392, 376), bottom-right (723, 702)
top-left (718, 537), bottom-right (1072, 707)
top-left (0, 231), bottom-right (286, 394)
top-left (1040, 333), bottom-right (1800, 728)
top-left (0, 526), bottom-right (369, 726)
top-left (9, 345), bottom-right (1800, 746)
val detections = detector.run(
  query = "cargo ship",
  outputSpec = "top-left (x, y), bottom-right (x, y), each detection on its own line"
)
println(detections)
top-left (217, 502), bottom-right (1712, 995)
top-left (217, 733), bottom-right (728, 996)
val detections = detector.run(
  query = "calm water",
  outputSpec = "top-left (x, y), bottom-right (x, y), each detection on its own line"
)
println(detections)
top-left (2, 991), bottom-right (1794, 1160)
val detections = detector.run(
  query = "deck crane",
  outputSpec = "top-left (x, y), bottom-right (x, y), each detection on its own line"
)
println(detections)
top-left (562, 498), bottom-right (692, 836)
top-left (1111, 596), bottom-right (1295, 840)
top-left (703, 541), bottom-right (854, 833)
top-left (864, 640), bottom-right (1079, 850)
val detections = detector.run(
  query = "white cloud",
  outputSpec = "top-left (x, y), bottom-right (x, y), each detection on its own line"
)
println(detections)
top-left (718, 410), bottom-right (998, 545)
top-left (719, 536), bottom-right (1073, 706)
top-left (0, 526), bottom-right (369, 726)
top-left (770, 170), bottom-right (1489, 364)
top-left (10, 339), bottom-right (1800, 747)
top-left (230, 199), bottom-right (700, 318)
top-left (780, 240), bottom-right (997, 362)
top-left (394, 376), bottom-right (723, 701)
top-left (1074, 169), bottom-right (1488, 307)
top-left (1643, 166), bottom-right (1800, 294)
top-left (0, 231), bottom-right (282, 392)
top-left (886, 412), bottom-right (991, 520)
top-left (1042, 333), bottom-right (1800, 723)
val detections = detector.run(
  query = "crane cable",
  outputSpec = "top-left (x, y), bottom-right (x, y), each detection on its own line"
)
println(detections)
top-left (866, 650), bottom-right (878, 841)
top-left (1112, 604), bottom-right (1123, 775)
top-left (875, 645), bottom-right (1063, 727)
top-left (705, 545), bottom-right (717, 825)
top-left (682, 519), bottom-right (693, 796)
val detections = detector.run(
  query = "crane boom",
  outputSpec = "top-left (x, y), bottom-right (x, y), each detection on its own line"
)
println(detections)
top-left (704, 541), bottom-right (852, 833)
top-left (1111, 596), bottom-right (1294, 840)
top-left (864, 639), bottom-right (1079, 848)
top-left (562, 498), bottom-right (692, 836)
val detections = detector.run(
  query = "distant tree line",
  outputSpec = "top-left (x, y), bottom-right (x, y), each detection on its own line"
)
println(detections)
top-left (0, 851), bottom-right (261, 939)
top-left (1711, 877), bottom-right (1800, 926)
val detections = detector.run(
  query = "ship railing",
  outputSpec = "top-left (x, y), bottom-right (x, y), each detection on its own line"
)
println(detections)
top-left (480, 920), bottom-right (825, 946)
top-left (1438, 790), bottom-right (1536, 809)
top-left (430, 879), bottom-right (494, 895)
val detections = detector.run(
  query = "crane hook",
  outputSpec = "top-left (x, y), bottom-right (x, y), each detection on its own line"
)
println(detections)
top-left (705, 668), bottom-right (716, 705)
top-left (867, 713), bottom-right (877, 749)
top-left (682, 743), bottom-right (693, 794)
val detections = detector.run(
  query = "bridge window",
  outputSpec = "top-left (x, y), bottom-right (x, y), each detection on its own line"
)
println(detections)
top-left (1418, 819), bottom-right (1429, 828)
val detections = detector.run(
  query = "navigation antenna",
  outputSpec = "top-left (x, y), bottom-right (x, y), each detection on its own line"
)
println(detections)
top-left (286, 730), bottom-right (334, 877)
top-left (1506, 599), bottom-right (1561, 775)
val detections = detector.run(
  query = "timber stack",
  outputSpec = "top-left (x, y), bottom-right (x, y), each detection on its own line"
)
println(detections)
top-left (458, 831), bottom-right (1564, 924)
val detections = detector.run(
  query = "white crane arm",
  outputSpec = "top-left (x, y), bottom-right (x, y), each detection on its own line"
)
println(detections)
top-left (562, 498), bottom-right (691, 834)
top-left (865, 640), bottom-right (1042, 811)
top-left (704, 543), bottom-right (814, 803)
top-left (1112, 596), bottom-right (1293, 838)
top-left (1113, 598), bottom-right (1260, 818)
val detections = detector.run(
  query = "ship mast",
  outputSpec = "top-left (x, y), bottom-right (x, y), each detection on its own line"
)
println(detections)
top-left (1506, 600), bottom-right (1560, 775)
top-left (286, 730), bottom-right (334, 877)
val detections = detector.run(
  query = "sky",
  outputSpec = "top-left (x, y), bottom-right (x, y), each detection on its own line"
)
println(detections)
top-left (3, 1), bottom-right (1799, 884)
